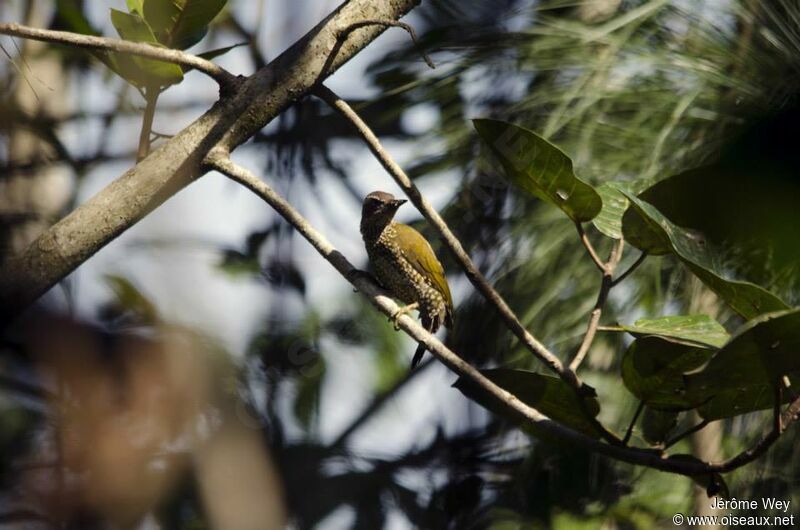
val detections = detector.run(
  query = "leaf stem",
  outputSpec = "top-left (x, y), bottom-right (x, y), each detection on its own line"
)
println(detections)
top-left (569, 238), bottom-right (624, 371)
top-left (575, 222), bottom-right (606, 273)
top-left (664, 419), bottom-right (710, 449)
top-left (623, 401), bottom-right (645, 445)
top-left (136, 86), bottom-right (159, 161)
top-left (611, 251), bottom-right (648, 286)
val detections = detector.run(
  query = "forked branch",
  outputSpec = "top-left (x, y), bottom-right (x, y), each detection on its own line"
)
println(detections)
top-left (312, 84), bottom-right (588, 396)
top-left (0, 22), bottom-right (235, 86)
top-left (206, 153), bottom-right (800, 478)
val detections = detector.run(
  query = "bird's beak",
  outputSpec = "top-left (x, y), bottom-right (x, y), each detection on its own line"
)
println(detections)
top-left (392, 199), bottom-right (407, 207)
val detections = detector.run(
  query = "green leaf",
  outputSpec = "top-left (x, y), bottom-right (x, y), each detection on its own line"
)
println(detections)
top-left (621, 192), bottom-right (789, 319)
top-left (591, 182), bottom-right (630, 239)
top-left (56, 0), bottom-right (100, 35)
top-left (126, 0), bottom-right (144, 14)
top-left (143, 0), bottom-right (228, 50)
top-left (104, 274), bottom-right (158, 324)
top-left (622, 336), bottom-right (715, 410)
top-left (641, 407), bottom-right (678, 445)
top-left (473, 119), bottom-right (602, 223)
top-left (111, 8), bottom-right (158, 44)
top-left (685, 308), bottom-right (800, 420)
top-left (181, 41), bottom-right (246, 72)
top-left (109, 8), bottom-right (184, 87)
top-left (453, 369), bottom-right (602, 437)
top-left (620, 315), bottom-right (729, 348)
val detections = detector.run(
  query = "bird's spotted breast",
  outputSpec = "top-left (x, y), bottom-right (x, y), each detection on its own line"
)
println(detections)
top-left (367, 225), bottom-right (448, 329)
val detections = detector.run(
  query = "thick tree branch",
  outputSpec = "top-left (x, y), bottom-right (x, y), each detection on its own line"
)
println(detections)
top-left (0, 22), bottom-right (234, 86)
top-left (0, 0), bottom-right (421, 322)
top-left (312, 84), bottom-right (587, 396)
top-left (206, 154), bottom-right (799, 478)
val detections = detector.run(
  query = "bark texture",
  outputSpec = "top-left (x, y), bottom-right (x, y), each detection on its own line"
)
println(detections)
top-left (0, 0), bottom-right (421, 321)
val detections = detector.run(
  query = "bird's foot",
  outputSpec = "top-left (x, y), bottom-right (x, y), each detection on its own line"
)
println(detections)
top-left (390, 302), bottom-right (419, 330)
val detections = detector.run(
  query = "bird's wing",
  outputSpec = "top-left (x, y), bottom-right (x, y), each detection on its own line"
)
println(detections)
top-left (393, 223), bottom-right (453, 313)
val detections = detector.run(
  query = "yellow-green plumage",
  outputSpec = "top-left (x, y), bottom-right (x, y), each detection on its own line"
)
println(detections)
top-left (360, 191), bottom-right (453, 367)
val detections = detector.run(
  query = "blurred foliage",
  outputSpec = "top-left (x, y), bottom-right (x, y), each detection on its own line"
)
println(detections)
top-left (2, 0), bottom-right (800, 528)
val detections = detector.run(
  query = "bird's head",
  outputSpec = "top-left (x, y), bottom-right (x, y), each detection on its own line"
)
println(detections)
top-left (361, 191), bottom-right (407, 232)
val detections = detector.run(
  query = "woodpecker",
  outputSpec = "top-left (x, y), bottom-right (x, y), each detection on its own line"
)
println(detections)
top-left (360, 191), bottom-right (453, 368)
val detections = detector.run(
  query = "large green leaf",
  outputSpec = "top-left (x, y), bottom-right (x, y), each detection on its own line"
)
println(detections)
top-left (620, 315), bottom-right (729, 348)
top-left (591, 182), bottom-right (630, 239)
top-left (143, 0), bottom-right (227, 50)
top-left (126, 0), bottom-right (144, 14)
top-left (473, 119), bottom-right (602, 223)
top-left (685, 309), bottom-right (800, 420)
top-left (109, 8), bottom-right (184, 86)
top-left (454, 369), bottom-right (601, 437)
top-left (622, 336), bottom-right (715, 410)
top-left (621, 192), bottom-right (789, 319)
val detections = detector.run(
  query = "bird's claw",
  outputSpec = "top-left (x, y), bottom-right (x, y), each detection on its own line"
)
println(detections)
top-left (389, 302), bottom-right (419, 330)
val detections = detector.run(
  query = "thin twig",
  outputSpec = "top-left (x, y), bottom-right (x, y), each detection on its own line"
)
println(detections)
top-left (330, 358), bottom-right (433, 449)
top-left (569, 239), bottom-right (624, 371)
top-left (0, 39), bottom-right (39, 101)
top-left (0, 0), bottom-right (423, 323)
top-left (774, 384), bottom-right (784, 435)
top-left (312, 85), bottom-right (585, 394)
top-left (150, 130), bottom-right (174, 140)
top-left (575, 222), bottom-right (606, 273)
top-left (0, 22), bottom-right (235, 86)
top-left (612, 251), bottom-right (647, 286)
top-left (623, 401), bottom-right (645, 445)
top-left (338, 19), bottom-right (435, 69)
top-left (664, 419), bottom-right (710, 449)
top-left (712, 392), bottom-right (800, 473)
top-left (205, 153), bottom-right (800, 478)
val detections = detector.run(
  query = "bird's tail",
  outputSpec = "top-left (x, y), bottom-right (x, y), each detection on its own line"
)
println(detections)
top-left (411, 318), bottom-right (434, 369)
top-left (411, 342), bottom-right (426, 369)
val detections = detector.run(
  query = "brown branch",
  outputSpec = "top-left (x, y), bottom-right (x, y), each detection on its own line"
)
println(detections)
top-left (569, 238), bottom-right (623, 371)
top-left (312, 84), bottom-right (586, 396)
top-left (338, 19), bottom-right (435, 69)
top-left (623, 401), bottom-right (645, 446)
top-left (575, 222), bottom-right (606, 273)
top-left (611, 250), bottom-right (647, 286)
top-left (0, 0), bottom-right (421, 322)
top-left (712, 392), bottom-right (800, 473)
top-left (206, 154), bottom-right (799, 478)
top-left (664, 419), bottom-right (710, 450)
top-left (0, 22), bottom-right (235, 86)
